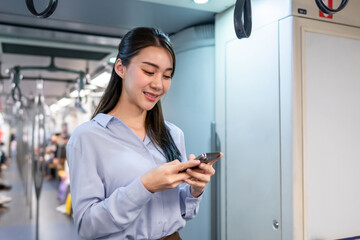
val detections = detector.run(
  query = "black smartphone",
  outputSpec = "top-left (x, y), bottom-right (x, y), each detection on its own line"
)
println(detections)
top-left (195, 152), bottom-right (222, 164)
top-left (180, 152), bottom-right (222, 173)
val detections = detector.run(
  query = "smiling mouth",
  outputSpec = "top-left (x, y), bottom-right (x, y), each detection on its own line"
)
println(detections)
top-left (144, 92), bottom-right (159, 101)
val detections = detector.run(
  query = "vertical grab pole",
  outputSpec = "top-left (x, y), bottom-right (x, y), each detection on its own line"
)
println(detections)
top-left (211, 121), bottom-right (221, 240)
top-left (29, 113), bottom-right (34, 220)
top-left (32, 80), bottom-right (46, 240)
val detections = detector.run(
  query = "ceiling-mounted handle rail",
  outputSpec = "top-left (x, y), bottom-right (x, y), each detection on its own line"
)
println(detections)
top-left (17, 57), bottom-right (85, 76)
top-left (9, 58), bottom-right (88, 108)
top-left (10, 57), bottom-right (85, 101)
top-left (315, 0), bottom-right (349, 15)
top-left (25, 0), bottom-right (58, 18)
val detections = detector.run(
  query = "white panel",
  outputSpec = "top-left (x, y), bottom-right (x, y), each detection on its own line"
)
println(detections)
top-left (279, 16), bottom-right (298, 240)
top-left (162, 46), bottom-right (215, 240)
top-left (215, 8), bottom-right (236, 240)
top-left (304, 31), bottom-right (360, 239)
top-left (225, 22), bottom-right (281, 240)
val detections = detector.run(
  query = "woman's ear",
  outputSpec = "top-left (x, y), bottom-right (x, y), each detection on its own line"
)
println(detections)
top-left (114, 59), bottom-right (126, 78)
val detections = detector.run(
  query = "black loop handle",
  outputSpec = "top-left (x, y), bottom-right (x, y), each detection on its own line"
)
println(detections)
top-left (25, 0), bottom-right (58, 18)
top-left (315, 0), bottom-right (349, 15)
top-left (11, 84), bottom-right (22, 102)
top-left (234, 0), bottom-right (252, 39)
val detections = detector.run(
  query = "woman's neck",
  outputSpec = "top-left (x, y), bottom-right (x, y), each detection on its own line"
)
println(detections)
top-left (108, 97), bottom-right (147, 139)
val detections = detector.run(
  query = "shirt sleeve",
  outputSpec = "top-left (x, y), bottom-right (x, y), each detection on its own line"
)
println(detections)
top-left (67, 142), bottom-right (153, 239)
top-left (176, 128), bottom-right (203, 220)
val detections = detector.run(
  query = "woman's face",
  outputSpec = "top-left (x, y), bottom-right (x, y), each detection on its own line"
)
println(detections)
top-left (115, 46), bottom-right (173, 112)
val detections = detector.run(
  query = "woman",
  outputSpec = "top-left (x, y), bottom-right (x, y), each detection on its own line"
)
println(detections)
top-left (67, 27), bottom-right (217, 240)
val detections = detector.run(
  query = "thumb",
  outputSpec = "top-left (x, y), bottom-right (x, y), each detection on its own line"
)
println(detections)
top-left (174, 159), bottom-right (200, 172)
top-left (167, 159), bottom-right (181, 165)
top-left (188, 154), bottom-right (196, 160)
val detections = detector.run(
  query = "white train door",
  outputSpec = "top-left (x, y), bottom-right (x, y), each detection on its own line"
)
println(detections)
top-left (298, 17), bottom-right (360, 240)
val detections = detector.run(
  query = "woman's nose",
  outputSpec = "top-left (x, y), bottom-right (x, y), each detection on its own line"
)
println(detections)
top-left (150, 75), bottom-right (162, 89)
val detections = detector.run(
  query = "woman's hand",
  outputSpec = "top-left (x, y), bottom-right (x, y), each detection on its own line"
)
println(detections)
top-left (141, 159), bottom-right (200, 193)
top-left (185, 153), bottom-right (222, 198)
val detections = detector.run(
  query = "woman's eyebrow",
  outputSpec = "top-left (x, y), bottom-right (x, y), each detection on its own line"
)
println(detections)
top-left (142, 61), bottom-right (173, 71)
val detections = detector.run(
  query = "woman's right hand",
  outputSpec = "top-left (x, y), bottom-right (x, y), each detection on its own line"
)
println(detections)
top-left (140, 159), bottom-right (200, 193)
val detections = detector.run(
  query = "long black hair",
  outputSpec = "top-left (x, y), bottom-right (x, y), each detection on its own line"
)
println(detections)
top-left (92, 27), bottom-right (181, 162)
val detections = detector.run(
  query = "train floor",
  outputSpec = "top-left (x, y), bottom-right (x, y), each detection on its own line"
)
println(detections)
top-left (0, 159), bottom-right (80, 240)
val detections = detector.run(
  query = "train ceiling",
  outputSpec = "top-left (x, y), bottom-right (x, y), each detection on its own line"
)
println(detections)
top-left (0, 0), bottom-right (235, 106)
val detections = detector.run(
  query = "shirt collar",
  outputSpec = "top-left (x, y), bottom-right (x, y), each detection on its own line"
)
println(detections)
top-left (93, 113), bottom-right (152, 146)
top-left (93, 113), bottom-right (114, 128)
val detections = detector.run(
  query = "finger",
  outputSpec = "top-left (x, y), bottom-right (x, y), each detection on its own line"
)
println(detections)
top-left (186, 168), bottom-right (211, 183)
top-left (188, 154), bottom-right (196, 160)
top-left (174, 172), bottom-right (192, 181)
top-left (198, 163), bottom-right (215, 175)
top-left (190, 168), bottom-right (206, 174)
top-left (208, 159), bottom-right (218, 166)
top-left (167, 159), bottom-right (180, 165)
top-left (168, 180), bottom-right (187, 189)
top-left (185, 178), bottom-right (206, 188)
top-left (174, 159), bottom-right (200, 172)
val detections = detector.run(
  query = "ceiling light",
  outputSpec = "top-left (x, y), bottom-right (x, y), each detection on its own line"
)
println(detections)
top-left (57, 97), bottom-right (72, 107)
top-left (70, 89), bottom-right (91, 98)
top-left (90, 71), bottom-right (111, 88)
top-left (194, 0), bottom-right (208, 4)
top-left (85, 84), bottom-right (98, 90)
top-left (109, 57), bottom-right (117, 64)
top-left (50, 104), bottom-right (61, 112)
top-left (90, 91), bottom-right (105, 97)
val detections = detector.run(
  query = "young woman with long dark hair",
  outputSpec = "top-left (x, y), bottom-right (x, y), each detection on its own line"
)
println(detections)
top-left (67, 27), bottom-right (217, 240)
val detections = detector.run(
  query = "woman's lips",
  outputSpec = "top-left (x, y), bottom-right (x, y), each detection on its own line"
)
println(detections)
top-left (144, 92), bottom-right (158, 101)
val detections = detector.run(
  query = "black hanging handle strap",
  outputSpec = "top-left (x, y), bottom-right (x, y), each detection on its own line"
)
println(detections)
top-left (25, 0), bottom-right (58, 18)
top-left (11, 84), bottom-right (22, 102)
top-left (315, 0), bottom-right (349, 15)
top-left (11, 67), bottom-right (22, 101)
top-left (234, 0), bottom-right (252, 39)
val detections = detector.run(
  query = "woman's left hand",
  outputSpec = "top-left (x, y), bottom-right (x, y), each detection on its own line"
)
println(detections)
top-left (185, 153), bottom-right (221, 198)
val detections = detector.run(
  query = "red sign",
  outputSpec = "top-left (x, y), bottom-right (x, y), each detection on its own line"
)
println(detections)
top-left (319, 0), bottom-right (333, 19)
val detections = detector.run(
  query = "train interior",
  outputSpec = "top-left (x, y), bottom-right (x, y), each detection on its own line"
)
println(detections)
top-left (0, 0), bottom-right (360, 239)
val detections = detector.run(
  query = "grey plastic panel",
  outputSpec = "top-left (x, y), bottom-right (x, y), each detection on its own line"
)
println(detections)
top-left (225, 21), bottom-right (281, 240)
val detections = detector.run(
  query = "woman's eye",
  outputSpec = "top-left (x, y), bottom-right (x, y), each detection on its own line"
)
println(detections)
top-left (163, 75), bottom-right (171, 80)
top-left (143, 70), bottom-right (154, 75)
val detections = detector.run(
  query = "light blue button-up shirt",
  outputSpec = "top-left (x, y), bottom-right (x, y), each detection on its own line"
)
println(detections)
top-left (67, 113), bottom-right (202, 240)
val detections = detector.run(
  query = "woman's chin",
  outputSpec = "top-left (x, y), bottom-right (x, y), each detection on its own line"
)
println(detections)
top-left (142, 102), bottom-right (158, 111)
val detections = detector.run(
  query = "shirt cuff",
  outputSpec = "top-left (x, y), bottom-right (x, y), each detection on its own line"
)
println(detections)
top-left (187, 186), bottom-right (204, 199)
top-left (184, 185), bottom-right (202, 217)
top-left (125, 177), bottom-right (153, 207)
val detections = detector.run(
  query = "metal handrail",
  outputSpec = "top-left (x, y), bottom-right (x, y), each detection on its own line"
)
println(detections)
top-left (9, 57), bottom-right (86, 105)
top-left (14, 57), bottom-right (85, 76)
